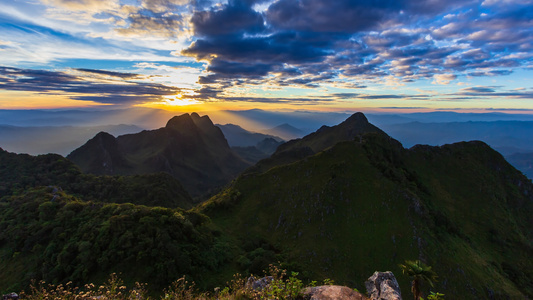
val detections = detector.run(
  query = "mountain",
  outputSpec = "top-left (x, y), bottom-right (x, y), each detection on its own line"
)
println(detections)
top-left (0, 188), bottom-right (225, 293)
top-left (231, 138), bottom-right (286, 164)
top-left (67, 113), bottom-right (250, 198)
top-left (249, 112), bottom-right (387, 174)
top-left (0, 148), bottom-right (193, 209)
top-left (379, 121), bottom-right (533, 155)
top-left (200, 113), bottom-right (533, 299)
top-left (216, 123), bottom-right (283, 147)
top-left (0, 124), bottom-right (143, 156)
top-left (2, 112), bottom-right (533, 298)
top-left (216, 123), bottom-right (285, 164)
top-left (378, 120), bottom-right (533, 179)
top-left (507, 152), bottom-right (533, 179)
top-left (261, 123), bottom-right (307, 140)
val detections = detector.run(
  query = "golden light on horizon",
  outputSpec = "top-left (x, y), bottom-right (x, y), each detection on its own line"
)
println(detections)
top-left (0, 91), bottom-right (110, 109)
top-left (164, 95), bottom-right (202, 106)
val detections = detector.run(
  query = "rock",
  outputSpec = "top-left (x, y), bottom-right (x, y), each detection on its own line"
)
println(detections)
top-left (2, 293), bottom-right (19, 300)
top-left (365, 271), bottom-right (402, 300)
top-left (302, 285), bottom-right (368, 300)
top-left (245, 276), bottom-right (274, 291)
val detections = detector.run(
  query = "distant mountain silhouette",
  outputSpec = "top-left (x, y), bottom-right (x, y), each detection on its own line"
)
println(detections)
top-left (261, 123), bottom-right (306, 140)
top-left (507, 152), bottom-right (533, 179)
top-left (231, 137), bottom-right (285, 164)
top-left (0, 124), bottom-right (143, 155)
top-left (68, 113), bottom-right (250, 198)
top-left (217, 123), bottom-right (283, 147)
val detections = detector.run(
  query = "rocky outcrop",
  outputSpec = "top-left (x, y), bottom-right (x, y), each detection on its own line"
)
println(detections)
top-left (302, 285), bottom-right (368, 300)
top-left (365, 271), bottom-right (402, 300)
top-left (245, 276), bottom-right (274, 291)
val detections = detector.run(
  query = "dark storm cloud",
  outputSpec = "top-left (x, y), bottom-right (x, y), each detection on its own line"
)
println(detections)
top-left (183, 31), bottom-right (333, 63)
top-left (0, 66), bottom-right (181, 105)
top-left (265, 0), bottom-right (401, 33)
top-left (207, 59), bottom-right (272, 76)
top-left (181, 0), bottom-right (533, 100)
top-left (191, 0), bottom-right (265, 36)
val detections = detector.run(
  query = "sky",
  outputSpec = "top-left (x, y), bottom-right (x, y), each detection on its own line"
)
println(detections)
top-left (1, 0), bottom-right (533, 114)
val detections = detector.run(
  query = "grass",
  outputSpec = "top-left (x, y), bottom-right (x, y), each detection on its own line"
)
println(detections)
top-left (18, 265), bottom-right (332, 300)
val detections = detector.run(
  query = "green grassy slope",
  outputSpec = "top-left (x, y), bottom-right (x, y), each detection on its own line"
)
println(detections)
top-left (200, 133), bottom-right (533, 298)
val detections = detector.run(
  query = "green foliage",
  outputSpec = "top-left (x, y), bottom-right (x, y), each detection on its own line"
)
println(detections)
top-left (0, 149), bottom-right (193, 209)
top-left (399, 260), bottom-right (438, 300)
top-left (257, 267), bottom-right (304, 300)
top-left (203, 135), bottom-right (533, 299)
top-left (0, 186), bottom-right (230, 293)
top-left (425, 291), bottom-right (445, 300)
top-left (21, 273), bottom-right (150, 300)
top-left (18, 267), bottom-right (313, 300)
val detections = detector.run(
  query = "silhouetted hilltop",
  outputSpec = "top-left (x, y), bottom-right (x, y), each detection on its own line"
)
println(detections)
top-left (249, 112), bottom-right (389, 174)
top-left (68, 113), bottom-right (250, 198)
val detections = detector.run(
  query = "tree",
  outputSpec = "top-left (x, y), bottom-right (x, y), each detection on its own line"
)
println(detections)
top-left (399, 260), bottom-right (438, 300)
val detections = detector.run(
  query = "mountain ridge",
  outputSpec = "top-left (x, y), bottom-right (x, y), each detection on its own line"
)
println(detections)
top-left (68, 113), bottom-right (250, 198)
top-left (1, 112), bottom-right (532, 298)
top-left (200, 112), bottom-right (533, 298)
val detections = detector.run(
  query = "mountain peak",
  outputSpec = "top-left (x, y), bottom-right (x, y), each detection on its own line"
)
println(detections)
top-left (247, 112), bottom-right (391, 174)
top-left (344, 112), bottom-right (369, 124)
top-left (165, 113), bottom-right (195, 130)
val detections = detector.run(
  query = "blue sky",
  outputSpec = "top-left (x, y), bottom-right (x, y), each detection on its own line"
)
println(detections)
top-left (0, 0), bottom-right (532, 113)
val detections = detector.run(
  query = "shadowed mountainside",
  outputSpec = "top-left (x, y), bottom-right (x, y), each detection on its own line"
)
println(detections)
top-left (1, 112), bottom-right (532, 299)
top-left (200, 113), bottom-right (533, 299)
top-left (67, 113), bottom-right (250, 198)
top-left (0, 148), bottom-right (193, 209)
top-left (216, 123), bottom-right (283, 147)
top-left (247, 112), bottom-right (387, 174)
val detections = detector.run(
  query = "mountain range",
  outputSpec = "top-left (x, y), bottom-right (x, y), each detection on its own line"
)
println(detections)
top-left (201, 113), bottom-right (533, 298)
top-left (67, 113), bottom-right (250, 198)
top-left (0, 124), bottom-right (143, 156)
top-left (2, 108), bottom-right (533, 180)
top-left (1, 112), bottom-right (532, 298)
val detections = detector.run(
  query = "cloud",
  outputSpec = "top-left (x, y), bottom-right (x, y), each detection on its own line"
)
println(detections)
top-left (74, 68), bottom-right (143, 79)
top-left (41, 0), bottom-right (119, 12)
top-left (191, 0), bottom-right (265, 36)
top-left (432, 74), bottom-right (457, 85)
top-left (265, 0), bottom-right (401, 33)
top-left (178, 0), bottom-right (533, 101)
top-left (460, 86), bottom-right (497, 93)
top-left (455, 86), bottom-right (533, 99)
top-left (116, 10), bottom-right (188, 38)
top-left (0, 66), bottom-right (182, 105)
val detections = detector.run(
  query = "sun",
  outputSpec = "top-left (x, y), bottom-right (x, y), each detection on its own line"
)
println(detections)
top-left (163, 95), bottom-right (201, 106)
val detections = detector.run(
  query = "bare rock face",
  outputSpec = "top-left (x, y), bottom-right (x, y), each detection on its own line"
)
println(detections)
top-left (365, 271), bottom-right (402, 300)
top-left (302, 285), bottom-right (369, 300)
